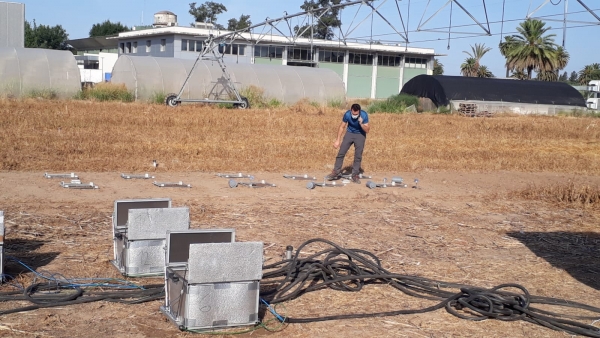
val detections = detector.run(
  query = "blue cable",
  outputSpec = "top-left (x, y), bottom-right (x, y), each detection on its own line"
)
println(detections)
top-left (260, 298), bottom-right (285, 322)
top-left (6, 256), bottom-right (143, 290)
top-left (1, 273), bottom-right (24, 290)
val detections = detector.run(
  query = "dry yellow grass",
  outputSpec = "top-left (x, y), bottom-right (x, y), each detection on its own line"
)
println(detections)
top-left (514, 182), bottom-right (600, 207)
top-left (0, 98), bottom-right (599, 173)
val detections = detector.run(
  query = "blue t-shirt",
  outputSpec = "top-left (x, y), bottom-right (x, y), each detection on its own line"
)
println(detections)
top-left (343, 110), bottom-right (369, 136)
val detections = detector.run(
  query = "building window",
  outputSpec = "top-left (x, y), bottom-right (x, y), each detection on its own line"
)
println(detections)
top-left (119, 43), bottom-right (124, 54)
top-left (405, 57), bottom-right (428, 69)
top-left (160, 39), bottom-right (166, 52)
top-left (348, 52), bottom-right (373, 65)
top-left (254, 45), bottom-right (282, 59)
top-left (287, 47), bottom-right (313, 61)
top-left (125, 42), bottom-right (131, 54)
top-left (181, 39), bottom-right (204, 53)
top-left (132, 41), bottom-right (138, 53)
top-left (218, 43), bottom-right (246, 56)
top-left (377, 54), bottom-right (402, 67)
top-left (318, 49), bottom-right (344, 63)
top-left (146, 40), bottom-right (151, 52)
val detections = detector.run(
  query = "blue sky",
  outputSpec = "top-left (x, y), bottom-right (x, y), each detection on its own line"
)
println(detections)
top-left (20, 0), bottom-right (600, 77)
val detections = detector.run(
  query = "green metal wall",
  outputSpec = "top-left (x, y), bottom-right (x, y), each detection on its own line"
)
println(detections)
top-left (403, 68), bottom-right (427, 85)
top-left (376, 66), bottom-right (400, 99)
top-left (318, 62), bottom-right (343, 79)
top-left (254, 57), bottom-right (283, 66)
top-left (347, 64), bottom-right (372, 98)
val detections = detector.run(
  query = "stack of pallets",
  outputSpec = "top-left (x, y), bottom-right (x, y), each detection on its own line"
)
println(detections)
top-left (458, 103), bottom-right (493, 117)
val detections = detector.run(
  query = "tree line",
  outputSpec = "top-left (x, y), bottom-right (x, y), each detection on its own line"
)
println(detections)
top-left (457, 18), bottom-right (599, 85)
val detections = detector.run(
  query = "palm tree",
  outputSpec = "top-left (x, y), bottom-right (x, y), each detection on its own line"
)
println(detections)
top-left (433, 59), bottom-right (444, 75)
top-left (503, 19), bottom-right (560, 80)
top-left (460, 58), bottom-right (477, 77)
top-left (464, 43), bottom-right (492, 70)
top-left (511, 69), bottom-right (528, 80)
top-left (578, 63), bottom-right (600, 85)
top-left (536, 70), bottom-right (558, 82)
top-left (477, 65), bottom-right (494, 78)
top-left (499, 36), bottom-right (518, 77)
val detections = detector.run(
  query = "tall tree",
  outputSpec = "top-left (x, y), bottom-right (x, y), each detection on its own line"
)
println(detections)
top-left (89, 20), bottom-right (129, 37)
top-left (25, 20), bottom-right (69, 50)
top-left (433, 59), bottom-right (444, 75)
top-left (227, 14), bottom-right (251, 31)
top-left (558, 71), bottom-right (568, 82)
top-left (460, 58), bottom-right (477, 77)
top-left (536, 70), bottom-right (557, 82)
top-left (568, 71), bottom-right (578, 83)
top-left (511, 69), bottom-right (528, 80)
top-left (189, 1), bottom-right (227, 29)
top-left (464, 43), bottom-right (491, 70)
top-left (296, 0), bottom-right (343, 40)
top-left (502, 19), bottom-right (561, 80)
top-left (578, 63), bottom-right (600, 85)
top-left (477, 65), bottom-right (494, 78)
top-left (499, 36), bottom-right (517, 77)
top-left (460, 43), bottom-right (492, 78)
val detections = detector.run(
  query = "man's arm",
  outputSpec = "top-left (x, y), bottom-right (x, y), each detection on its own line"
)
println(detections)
top-left (333, 121), bottom-right (347, 149)
top-left (358, 116), bottom-right (370, 134)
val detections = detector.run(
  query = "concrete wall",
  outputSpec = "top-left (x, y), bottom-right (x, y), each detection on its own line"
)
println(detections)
top-left (376, 66), bottom-right (401, 99)
top-left (347, 64), bottom-right (372, 98)
top-left (450, 100), bottom-right (587, 115)
top-left (0, 2), bottom-right (24, 48)
top-left (402, 68), bottom-right (427, 86)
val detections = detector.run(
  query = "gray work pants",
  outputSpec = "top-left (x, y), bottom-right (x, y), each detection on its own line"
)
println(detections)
top-left (334, 132), bottom-right (366, 175)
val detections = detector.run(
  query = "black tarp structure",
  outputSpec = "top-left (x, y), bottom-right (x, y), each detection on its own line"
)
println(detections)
top-left (400, 75), bottom-right (586, 107)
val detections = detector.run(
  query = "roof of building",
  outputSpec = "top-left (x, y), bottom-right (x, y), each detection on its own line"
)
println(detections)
top-left (155, 10), bottom-right (175, 15)
top-left (66, 36), bottom-right (117, 51)
top-left (400, 75), bottom-right (586, 107)
top-left (114, 26), bottom-right (435, 56)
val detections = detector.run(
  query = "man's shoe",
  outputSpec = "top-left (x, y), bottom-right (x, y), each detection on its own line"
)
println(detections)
top-left (351, 174), bottom-right (361, 184)
top-left (326, 170), bottom-right (341, 181)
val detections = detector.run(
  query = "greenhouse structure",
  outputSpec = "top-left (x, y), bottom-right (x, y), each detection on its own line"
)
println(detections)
top-left (111, 55), bottom-right (347, 105)
top-left (401, 75), bottom-right (587, 115)
top-left (0, 47), bottom-right (81, 98)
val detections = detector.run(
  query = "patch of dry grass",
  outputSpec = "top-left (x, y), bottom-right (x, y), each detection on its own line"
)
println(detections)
top-left (0, 99), bottom-right (599, 173)
top-left (513, 182), bottom-right (600, 207)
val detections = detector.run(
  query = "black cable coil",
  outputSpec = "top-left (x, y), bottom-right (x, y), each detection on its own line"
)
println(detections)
top-left (260, 238), bottom-right (600, 337)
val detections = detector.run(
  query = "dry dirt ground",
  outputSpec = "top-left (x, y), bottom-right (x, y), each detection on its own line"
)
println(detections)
top-left (0, 170), bottom-right (599, 338)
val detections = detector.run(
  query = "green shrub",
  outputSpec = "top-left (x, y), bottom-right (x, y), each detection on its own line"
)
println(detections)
top-left (25, 89), bottom-right (58, 100)
top-left (239, 85), bottom-right (285, 108)
top-left (76, 83), bottom-right (134, 102)
top-left (367, 93), bottom-right (419, 114)
top-left (150, 92), bottom-right (167, 105)
top-left (327, 98), bottom-right (346, 109)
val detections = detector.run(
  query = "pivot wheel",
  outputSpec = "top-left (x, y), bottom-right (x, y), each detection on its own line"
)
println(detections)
top-left (235, 97), bottom-right (250, 110)
top-left (165, 93), bottom-right (180, 107)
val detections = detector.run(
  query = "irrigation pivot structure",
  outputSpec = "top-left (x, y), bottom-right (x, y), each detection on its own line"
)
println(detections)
top-left (164, 0), bottom-right (375, 108)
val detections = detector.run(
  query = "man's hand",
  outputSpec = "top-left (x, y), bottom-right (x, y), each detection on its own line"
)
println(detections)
top-left (358, 116), bottom-right (363, 124)
top-left (333, 140), bottom-right (340, 149)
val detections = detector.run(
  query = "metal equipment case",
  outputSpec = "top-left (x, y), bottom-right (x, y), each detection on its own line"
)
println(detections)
top-left (160, 230), bottom-right (264, 331)
top-left (111, 198), bottom-right (190, 277)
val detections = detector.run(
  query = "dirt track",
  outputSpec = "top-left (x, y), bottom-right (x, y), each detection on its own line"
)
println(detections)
top-left (0, 170), bottom-right (599, 337)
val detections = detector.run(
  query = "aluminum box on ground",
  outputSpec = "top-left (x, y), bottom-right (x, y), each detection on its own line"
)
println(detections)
top-left (111, 198), bottom-right (193, 277)
top-left (112, 198), bottom-right (171, 263)
top-left (161, 230), bottom-right (264, 331)
top-left (112, 207), bottom-right (190, 277)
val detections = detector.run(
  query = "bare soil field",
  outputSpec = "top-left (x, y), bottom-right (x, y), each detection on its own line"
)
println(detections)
top-left (0, 100), bottom-right (599, 337)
